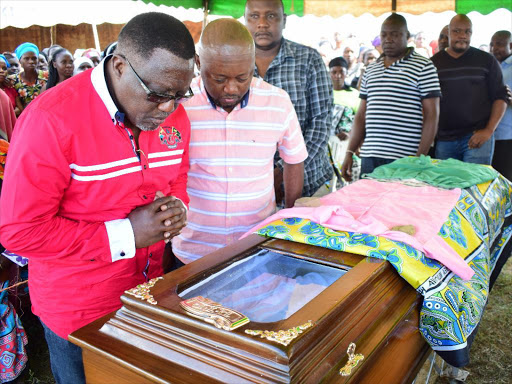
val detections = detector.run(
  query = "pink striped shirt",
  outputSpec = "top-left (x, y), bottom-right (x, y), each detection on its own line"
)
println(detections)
top-left (172, 76), bottom-right (308, 263)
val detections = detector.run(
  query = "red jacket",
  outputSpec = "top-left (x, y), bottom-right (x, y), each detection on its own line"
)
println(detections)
top-left (0, 64), bottom-right (190, 338)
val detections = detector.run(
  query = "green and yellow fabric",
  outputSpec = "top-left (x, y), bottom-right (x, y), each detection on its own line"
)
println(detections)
top-left (256, 175), bottom-right (512, 367)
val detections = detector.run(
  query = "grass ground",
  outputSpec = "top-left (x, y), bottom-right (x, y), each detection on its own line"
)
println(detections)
top-left (14, 256), bottom-right (512, 384)
top-left (435, 256), bottom-right (512, 384)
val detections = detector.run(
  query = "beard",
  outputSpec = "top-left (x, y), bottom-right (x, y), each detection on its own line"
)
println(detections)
top-left (451, 42), bottom-right (469, 53)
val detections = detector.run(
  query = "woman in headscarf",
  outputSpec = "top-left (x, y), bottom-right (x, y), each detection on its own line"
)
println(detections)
top-left (73, 57), bottom-right (93, 75)
top-left (82, 48), bottom-right (101, 67)
top-left (0, 55), bottom-right (21, 115)
top-left (42, 48), bottom-right (74, 92)
top-left (12, 43), bottom-right (48, 112)
top-left (2, 53), bottom-right (19, 76)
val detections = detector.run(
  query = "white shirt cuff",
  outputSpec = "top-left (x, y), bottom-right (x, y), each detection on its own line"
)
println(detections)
top-left (175, 197), bottom-right (188, 212)
top-left (105, 219), bottom-right (136, 262)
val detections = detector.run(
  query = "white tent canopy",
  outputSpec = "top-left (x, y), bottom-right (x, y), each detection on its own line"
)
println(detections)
top-left (0, 1), bottom-right (205, 28)
top-left (1, 0), bottom-right (511, 49)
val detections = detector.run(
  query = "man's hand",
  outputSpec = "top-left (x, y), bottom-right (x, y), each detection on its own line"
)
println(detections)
top-left (154, 191), bottom-right (187, 243)
top-left (341, 153), bottom-right (354, 182)
top-left (506, 85), bottom-right (512, 105)
top-left (468, 129), bottom-right (493, 149)
top-left (128, 196), bottom-right (186, 248)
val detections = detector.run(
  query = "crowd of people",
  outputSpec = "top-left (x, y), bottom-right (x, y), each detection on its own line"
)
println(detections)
top-left (0, 0), bottom-right (510, 382)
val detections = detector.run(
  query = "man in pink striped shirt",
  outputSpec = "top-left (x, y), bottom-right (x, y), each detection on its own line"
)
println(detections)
top-left (172, 18), bottom-right (307, 263)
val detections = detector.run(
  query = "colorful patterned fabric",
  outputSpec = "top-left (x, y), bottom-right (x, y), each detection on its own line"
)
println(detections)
top-left (255, 175), bottom-right (512, 367)
top-left (0, 140), bottom-right (8, 180)
top-left (11, 70), bottom-right (47, 107)
top-left (0, 281), bottom-right (28, 383)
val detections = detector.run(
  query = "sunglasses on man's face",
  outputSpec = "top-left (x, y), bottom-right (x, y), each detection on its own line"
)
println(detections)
top-left (122, 56), bottom-right (193, 104)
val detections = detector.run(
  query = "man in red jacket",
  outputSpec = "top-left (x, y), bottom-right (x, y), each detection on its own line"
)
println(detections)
top-left (0, 13), bottom-right (195, 384)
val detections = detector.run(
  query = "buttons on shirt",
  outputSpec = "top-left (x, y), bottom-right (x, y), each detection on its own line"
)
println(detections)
top-left (144, 165), bottom-right (147, 170)
top-left (120, 251), bottom-right (126, 257)
top-left (143, 195), bottom-right (147, 199)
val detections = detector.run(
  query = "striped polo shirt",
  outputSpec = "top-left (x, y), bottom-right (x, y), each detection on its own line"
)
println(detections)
top-left (360, 48), bottom-right (441, 159)
top-left (172, 76), bottom-right (308, 263)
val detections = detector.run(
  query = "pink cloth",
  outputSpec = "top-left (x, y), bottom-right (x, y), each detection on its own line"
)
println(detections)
top-left (0, 89), bottom-right (16, 141)
top-left (245, 180), bottom-right (474, 280)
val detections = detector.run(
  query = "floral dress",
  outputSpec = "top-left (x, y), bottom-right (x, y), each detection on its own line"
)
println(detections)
top-left (11, 70), bottom-right (48, 107)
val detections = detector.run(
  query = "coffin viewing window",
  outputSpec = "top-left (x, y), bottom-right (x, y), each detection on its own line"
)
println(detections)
top-left (179, 249), bottom-right (347, 322)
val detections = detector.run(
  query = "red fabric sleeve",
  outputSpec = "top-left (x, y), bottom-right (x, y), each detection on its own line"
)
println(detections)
top-left (0, 107), bottom-right (112, 262)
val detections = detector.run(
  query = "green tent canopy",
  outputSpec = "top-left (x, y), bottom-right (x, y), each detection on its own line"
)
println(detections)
top-left (138, 0), bottom-right (511, 17)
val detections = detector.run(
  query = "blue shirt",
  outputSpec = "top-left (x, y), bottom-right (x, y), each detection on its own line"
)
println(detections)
top-left (495, 54), bottom-right (512, 141)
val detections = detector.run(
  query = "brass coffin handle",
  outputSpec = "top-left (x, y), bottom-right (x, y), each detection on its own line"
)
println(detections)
top-left (339, 342), bottom-right (364, 376)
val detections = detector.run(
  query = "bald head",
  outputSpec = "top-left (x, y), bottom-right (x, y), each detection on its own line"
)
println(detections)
top-left (448, 14), bottom-right (472, 54)
top-left (198, 18), bottom-right (255, 59)
top-left (450, 14), bottom-right (472, 28)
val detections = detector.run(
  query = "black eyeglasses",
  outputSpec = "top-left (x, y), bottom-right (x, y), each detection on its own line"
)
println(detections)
top-left (122, 56), bottom-right (193, 104)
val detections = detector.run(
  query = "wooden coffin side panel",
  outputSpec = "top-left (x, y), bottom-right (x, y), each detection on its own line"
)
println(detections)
top-left (71, 238), bottom-right (428, 384)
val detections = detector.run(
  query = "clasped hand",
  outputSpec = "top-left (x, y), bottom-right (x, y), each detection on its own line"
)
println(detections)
top-left (128, 193), bottom-right (187, 249)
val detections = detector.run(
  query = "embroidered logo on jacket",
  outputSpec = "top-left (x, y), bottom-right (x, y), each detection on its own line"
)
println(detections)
top-left (159, 126), bottom-right (182, 149)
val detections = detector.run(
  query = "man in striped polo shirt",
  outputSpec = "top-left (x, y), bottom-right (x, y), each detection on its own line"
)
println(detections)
top-left (172, 18), bottom-right (307, 263)
top-left (341, 13), bottom-right (441, 179)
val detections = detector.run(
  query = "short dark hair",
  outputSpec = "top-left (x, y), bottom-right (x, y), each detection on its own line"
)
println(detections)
top-left (494, 30), bottom-right (511, 41)
top-left (118, 12), bottom-right (195, 60)
top-left (329, 56), bottom-right (348, 69)
top-left (384, 13), bottom-right (409, 37)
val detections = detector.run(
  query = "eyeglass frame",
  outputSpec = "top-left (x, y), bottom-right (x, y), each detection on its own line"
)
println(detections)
top-left (119, 54), bottom-right (193, 105)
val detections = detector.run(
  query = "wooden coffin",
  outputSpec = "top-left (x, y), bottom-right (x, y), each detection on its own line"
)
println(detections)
top-left (70, 234), bottom-right (430, 383)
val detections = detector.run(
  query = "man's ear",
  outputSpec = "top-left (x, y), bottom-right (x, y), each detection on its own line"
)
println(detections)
top-left (195, 54), bottom-right (201, 70)
top-left (111, 54), bottom-right (125, 80)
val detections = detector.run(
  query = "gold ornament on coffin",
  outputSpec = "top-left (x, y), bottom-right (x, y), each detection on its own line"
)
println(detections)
top-left (180, 296), bottom-right (250, 331)
top-left (245, 320), bottom-right (314, 346)
top-left (339, 342), bottom-right (364, 376)
top-left (125, 277), bottom-right (163, 305)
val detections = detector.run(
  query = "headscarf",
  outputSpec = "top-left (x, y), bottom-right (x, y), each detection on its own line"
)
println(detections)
top-left (14, 42), bottom-right (39, 60)
top-left (73, 57), bottom-right (94, 75)
top-left (0, 55), bottom-right (10, 68)
top-left (82, 48), bottom-right (100, 60)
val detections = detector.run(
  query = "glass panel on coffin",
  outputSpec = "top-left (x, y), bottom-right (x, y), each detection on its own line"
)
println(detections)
top-left (179, 248), bottom-right (348, 322)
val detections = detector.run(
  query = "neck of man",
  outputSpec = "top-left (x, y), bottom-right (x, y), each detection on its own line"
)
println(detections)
top-left (446, 47), bottom-right (468, 59)
top-left (255, 38), bottom-right (282, 60)
top-left (105, 59), bottom-right (141, 141)
top-left (383, 48), bottom-right (407, 67)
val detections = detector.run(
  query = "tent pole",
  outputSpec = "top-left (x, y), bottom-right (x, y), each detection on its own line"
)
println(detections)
top-left (392, 0), bottom-right (397, 12)
top-left (91, 23), bottom-right (101, 52)
top-left (202, 0), bottom-right (209, 31)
